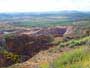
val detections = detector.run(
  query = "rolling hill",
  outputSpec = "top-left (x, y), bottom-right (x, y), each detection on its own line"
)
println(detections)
top-left (0, 11), bottom-right (90, 27)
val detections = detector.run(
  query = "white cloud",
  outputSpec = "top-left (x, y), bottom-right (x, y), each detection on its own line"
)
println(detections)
top-left (0, 0), bottom-right (90, 12)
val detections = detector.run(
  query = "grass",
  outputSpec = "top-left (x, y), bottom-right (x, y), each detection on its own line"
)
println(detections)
top-left (60, 36), bottom-right (90, 48)
top-left (52, 46), bottom-right (90, 68)
top-left (39, 61), bottom-right (50, 68)
top-left (51, 37), bottom-right (64, 45)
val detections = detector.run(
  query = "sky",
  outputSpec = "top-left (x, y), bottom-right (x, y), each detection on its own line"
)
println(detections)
top-left (0, 0), bottom-right (90, 12)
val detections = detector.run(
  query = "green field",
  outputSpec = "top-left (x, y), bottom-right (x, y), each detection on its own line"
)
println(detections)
top-left (14, 20), bottom-right (73, 27)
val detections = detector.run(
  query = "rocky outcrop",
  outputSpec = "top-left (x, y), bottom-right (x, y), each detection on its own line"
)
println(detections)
top-left (21, 26), bottom-right (67, 37)
top-left (5, 34), bottom-right (54, 55)
top-left (3, 26), bottom-right (72, 60)
top-left (0, 34), bottom-right (54, 67)
top-left (0, 26), bottom-right (74, 67)
top-left (34, 27), bottom-right (66, 36)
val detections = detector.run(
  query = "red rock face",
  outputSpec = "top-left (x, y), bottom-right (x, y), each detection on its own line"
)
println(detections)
top-left (0, 55), bottom-right (6, 67)
top-left (3, 26), bottom-right (71, 67)
top-left (5, 26), bottom-right (68, 56)
top-left (0, 26), bottom-right (74, 67)
top-left (6, 35), bottom-right (31, 54)
top-left (20, 26), bottom-right (67, 37)
top-left (5, 34), bottom-right (53, 56)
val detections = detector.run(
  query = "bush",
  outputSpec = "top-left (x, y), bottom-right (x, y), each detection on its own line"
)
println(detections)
top-left (59, 36), bottom-right (90, 48)
top-left (0, 50), bottom-right (21, 63)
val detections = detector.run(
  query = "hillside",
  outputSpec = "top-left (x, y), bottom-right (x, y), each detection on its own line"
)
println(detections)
top-left (6, 36), bottom-right (90, 68)
top-left (0, 11), bottom-right (90, 68)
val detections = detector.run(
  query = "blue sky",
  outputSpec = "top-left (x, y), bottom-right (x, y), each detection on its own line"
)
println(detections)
top-left (0, 0), bottom-right (90, 12)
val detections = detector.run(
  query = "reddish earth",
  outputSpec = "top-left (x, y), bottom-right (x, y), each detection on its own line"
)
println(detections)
top-left (9, 46), bottom-right (73, 68)
top-left (19, 26), bottom-right (74, 36)
top-left (0, 26), bottom-right (75, 67)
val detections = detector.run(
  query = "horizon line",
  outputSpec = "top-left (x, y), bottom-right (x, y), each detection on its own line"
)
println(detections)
top-left (0, 10), bottom-right (90, 14)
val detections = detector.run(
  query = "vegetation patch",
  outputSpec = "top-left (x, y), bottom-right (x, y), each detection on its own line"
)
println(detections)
top-left (52, 46), bottom-right (90, 68)
top-left (60, 36), bottom-right (90, 48)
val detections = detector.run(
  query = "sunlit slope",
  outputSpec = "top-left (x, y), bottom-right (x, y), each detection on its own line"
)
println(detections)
top-left (53, 46), bottom-right (90, 68)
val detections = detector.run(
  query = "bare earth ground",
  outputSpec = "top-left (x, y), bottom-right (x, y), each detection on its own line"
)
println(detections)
top-left (8, 45), bottom-right (73, 68)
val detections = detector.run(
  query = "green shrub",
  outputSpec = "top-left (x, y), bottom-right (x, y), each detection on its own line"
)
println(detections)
top-left (59, 36), bottom-right (90, 48)
top-left (0, 50), bottom-right (21, 63)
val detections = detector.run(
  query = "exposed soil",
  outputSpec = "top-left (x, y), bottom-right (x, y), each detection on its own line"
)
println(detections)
top-left (8, 45), bottom-right (73, 68)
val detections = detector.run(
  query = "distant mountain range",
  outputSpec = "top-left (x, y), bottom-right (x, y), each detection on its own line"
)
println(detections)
top-left (0, 11), bottom-right (90, 27)
top-left (0, 10), bottom-right (90, 18)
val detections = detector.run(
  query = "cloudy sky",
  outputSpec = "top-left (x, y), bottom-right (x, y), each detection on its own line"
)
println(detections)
top-left (0, 0), bottom-right (90, 12)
